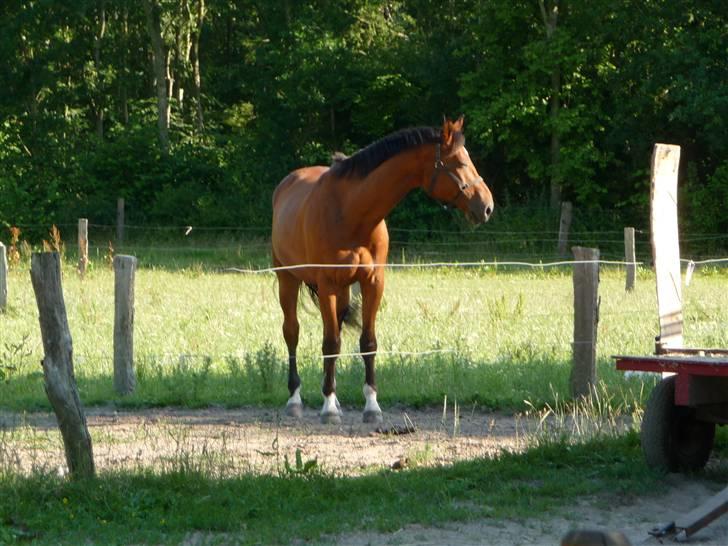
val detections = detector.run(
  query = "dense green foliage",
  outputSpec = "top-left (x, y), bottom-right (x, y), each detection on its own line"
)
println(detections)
top-left (1, 0), bottom-right (726, 239)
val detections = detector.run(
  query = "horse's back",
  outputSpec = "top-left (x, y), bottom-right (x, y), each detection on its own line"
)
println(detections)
top-left (272, 166), bottom-right (328, 267)
top-left (272, 166), bottom-right (326, 210)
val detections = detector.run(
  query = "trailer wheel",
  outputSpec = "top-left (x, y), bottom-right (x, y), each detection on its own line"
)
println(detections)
top-left (641, 375), bottom-right (715, 472)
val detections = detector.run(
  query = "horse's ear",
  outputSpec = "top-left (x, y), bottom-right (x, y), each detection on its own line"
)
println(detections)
top-left (441, 116), bottom-right (454, 146)
top-left (453, 115), bottom-right (464, 132)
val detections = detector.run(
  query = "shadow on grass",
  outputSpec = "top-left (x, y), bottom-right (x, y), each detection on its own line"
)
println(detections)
top-left (0, 350), bottom-right (653, 416)
top-left (0, 433), bottom-right (673, 546)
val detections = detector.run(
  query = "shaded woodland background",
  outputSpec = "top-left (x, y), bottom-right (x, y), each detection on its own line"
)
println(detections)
top-left (1, 0), bottom-right (726, 242)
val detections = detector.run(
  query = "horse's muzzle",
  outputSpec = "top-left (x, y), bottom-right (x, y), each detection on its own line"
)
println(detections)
top-left (467, 199), bottom-right (494, 225)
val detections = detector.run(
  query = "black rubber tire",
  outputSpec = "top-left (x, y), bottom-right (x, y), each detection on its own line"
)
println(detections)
top-left (641, 375), bottom-right (715, 472)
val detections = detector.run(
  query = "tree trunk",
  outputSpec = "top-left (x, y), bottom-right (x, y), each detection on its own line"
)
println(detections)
top-left (92, 0), bottom-right (107, 139)
top-left (143, 0), bottom-right (170, 154)
top-left (191, 0), bottom-right (206, 131)
top-left (539, 0), bottom-right (562, 209)
top-left (166, 48), bottom-right (174, 124)
top-left (176, 4), bottom-right (192, 112)
top-left (549, 65), bottom-right (562, 208)
top-left (120, 4), bottom-right (129, 125)
top-left (30, 253), bottom-right (95, 479)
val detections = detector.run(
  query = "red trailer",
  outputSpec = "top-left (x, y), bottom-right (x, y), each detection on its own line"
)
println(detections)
top-left (615, 348), bottom-right (728, 473)
top-left (614, 348), bottom-right (728, 541)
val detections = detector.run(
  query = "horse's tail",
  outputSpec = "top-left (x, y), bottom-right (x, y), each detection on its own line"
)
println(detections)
top-left (342, 283), bottom-right (363, 331)
top-left (302, 283), bottom-right (362, 332)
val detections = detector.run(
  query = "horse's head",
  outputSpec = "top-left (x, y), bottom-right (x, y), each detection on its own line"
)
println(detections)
top-left (425, 116), bottom-right (494, 225)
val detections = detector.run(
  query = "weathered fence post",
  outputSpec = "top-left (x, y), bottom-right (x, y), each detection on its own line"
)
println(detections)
top-left (78, 218), bottom-right (89, 278)
top-left (651, 144), bottom-right (683, 352)
top-left (558, 201), bottom-right (573, 256)
top-left (571, 246), bottom-right (600, 398)
top-left (30, 252), bottom-right (95, 479)
top-left (624, 227), bottom-right (636, 291)
top-left (114, 255), bottom-right (137, 394)
top-left (116, 198), bottom-right (125, 245)
top-left (0, 242), bottom-right (7, 312)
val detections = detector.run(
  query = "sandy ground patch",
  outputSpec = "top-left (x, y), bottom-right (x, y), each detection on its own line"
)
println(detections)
top-left (2, 406), bottom-right (727, 545)
top-left (334, 473), bottom-right (728, 545)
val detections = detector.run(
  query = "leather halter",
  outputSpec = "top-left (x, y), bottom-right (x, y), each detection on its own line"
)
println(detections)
top-left (428, 143), bottom-right (484, 209)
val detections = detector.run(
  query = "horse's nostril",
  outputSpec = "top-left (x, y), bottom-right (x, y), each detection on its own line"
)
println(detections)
top-left (485, 206), bottom-right (493, 217)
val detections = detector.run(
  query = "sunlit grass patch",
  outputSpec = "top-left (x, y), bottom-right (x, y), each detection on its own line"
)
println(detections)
top-left (1, 260), bottom-right (726, 412)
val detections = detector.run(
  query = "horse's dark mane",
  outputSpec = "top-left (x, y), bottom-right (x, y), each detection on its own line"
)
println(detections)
top-left (331, 126), bottom-right (460, 179)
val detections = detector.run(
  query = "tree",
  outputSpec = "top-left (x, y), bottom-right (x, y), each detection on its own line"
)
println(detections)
top-left (142, 0), bottom-right (170, 153)
top-left (538, 0), bottom-right (562, 208)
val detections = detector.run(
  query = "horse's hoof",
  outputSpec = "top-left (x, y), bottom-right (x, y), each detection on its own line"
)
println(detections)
top-left (363, 410), bottom-right (383, 424)
top-left (320, 412), bottom-right (342, 425)
top-left (285, 403), bottom-right (303, 419)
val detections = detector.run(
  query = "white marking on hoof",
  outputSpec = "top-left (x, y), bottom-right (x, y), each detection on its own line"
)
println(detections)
top-left (362, 384), bottom-right (383, 423)
top-left (285, 387), bottom-right (303, 418)
top-left (320, 392), bottom-right (342, 424)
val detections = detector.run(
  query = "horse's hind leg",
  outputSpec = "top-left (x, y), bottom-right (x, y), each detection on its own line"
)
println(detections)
top-left (277, 271), bottom-right (303, 418)
top-left (318, 285), bottom-right (343, 424)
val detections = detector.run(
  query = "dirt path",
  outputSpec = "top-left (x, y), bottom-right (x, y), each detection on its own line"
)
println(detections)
top-left (334, 473), bottom-right (728, 545)
top-left (2, 406), bottom-right (727, 545)
top-left (1, 405), bottom-right (529, 475)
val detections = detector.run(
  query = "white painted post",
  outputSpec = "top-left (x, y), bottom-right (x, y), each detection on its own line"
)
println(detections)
top-left (30, 252), bottom-right (96, 478)
top-left (571, 246), bottom-right (600, 398)
top-left (651, 144), bottom-right (683, 352)
top-left (0, 242), bottom-right (7, 312)
top-left (558, 201), bottom-right (573, 256)
top-left (113, 255), bottom-right (137, 394)
top-left (78, 218), bottom-right (89, 278)
top-left (624, 227), bottom-right (636, 292)
top-left (116, 198), bottom-right (125, 245)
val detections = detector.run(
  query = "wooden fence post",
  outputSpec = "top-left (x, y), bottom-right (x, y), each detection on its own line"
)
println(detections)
top-left (78, 218), bottom-right (89, 278)
top-left (651, 143), bottom-right (683, 352)
top-left (624, 227), bottom-right (636, 291)
top-left (558, 201), bottom-right (573, 256)
top-left (116, 198), bottom-right (125, 245)
top-left (0, 242), bottom-right (7, 312)
top-left (114, 255), bottom-right (137, 394)
top-left (571, 246), bottom-right (600, 398)
top-left (30, 252), bottom-right (95, 479)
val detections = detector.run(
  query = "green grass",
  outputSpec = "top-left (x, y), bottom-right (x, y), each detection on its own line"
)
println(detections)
top-left (0, 432), bottom-right (687, 545)
top-left (2, 255), bottom-right (727, 413)
top-left (2, 248), bottom-right (728, 545)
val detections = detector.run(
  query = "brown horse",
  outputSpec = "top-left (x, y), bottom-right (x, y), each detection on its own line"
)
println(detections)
top-left (271, 116), bottom-right (494, 424)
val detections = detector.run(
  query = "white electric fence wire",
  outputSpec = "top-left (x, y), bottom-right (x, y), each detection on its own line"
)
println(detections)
top-left (76, 347), bottom-right (456, 364)
top-left (224, 259), bottom-right (643, 275)
top-left (680, 258), bottom-right (728, 265)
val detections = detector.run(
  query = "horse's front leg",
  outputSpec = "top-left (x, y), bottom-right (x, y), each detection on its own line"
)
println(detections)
top-left (360, 279), bottom-right (384, 424)
top-left (319, 289), bottom-right (343, 424)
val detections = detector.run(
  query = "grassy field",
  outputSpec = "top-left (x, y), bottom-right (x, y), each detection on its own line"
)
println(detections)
top-left (2, 252), bottom-right (727, 413)
top-left (1, 248), bottom-right (728, 545)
